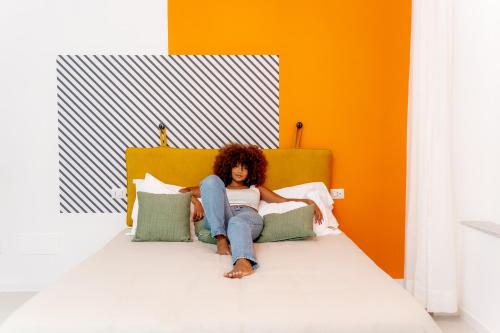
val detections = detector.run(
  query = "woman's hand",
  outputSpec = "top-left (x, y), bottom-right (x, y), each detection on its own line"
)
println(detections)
top-left (305, 199), bottom-right (323, 224)
top-left (192, 198), bottom-right (205, 222)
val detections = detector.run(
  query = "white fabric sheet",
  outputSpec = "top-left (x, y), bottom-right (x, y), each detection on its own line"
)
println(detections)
top-left (0, 229), bottom-right (441, 333)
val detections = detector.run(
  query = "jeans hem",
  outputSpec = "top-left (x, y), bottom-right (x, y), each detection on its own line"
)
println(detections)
top-left (211, 231), bottom-right (227, 238)
top-left (233, 256), bottom-right (259, 270)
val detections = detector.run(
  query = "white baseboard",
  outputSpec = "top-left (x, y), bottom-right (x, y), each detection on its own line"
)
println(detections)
top-left (460, 308), bottom-right (493, 333)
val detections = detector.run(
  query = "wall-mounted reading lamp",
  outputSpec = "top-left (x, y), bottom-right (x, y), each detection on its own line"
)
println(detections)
top-left (158, 122), bottom-right (167, 147)
top-left (294, 121), bottom-right (303, 148)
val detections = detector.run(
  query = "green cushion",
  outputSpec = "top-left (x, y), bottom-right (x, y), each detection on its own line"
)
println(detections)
top-left (194, 219), bottom-right (217, 244)
top-left (256, 205), bottom-right (315, 242)
top-left (133, 191), bottom-right (192, 242)
top-left (194, 205), bottom-right (315, 244)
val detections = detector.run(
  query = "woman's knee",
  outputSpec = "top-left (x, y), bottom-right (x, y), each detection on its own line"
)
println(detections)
top-left (200, 175), bottom-right (224, 189)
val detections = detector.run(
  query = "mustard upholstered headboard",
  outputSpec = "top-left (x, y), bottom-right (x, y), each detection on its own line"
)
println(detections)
top-left (125, 147), bottom-right (332, 226)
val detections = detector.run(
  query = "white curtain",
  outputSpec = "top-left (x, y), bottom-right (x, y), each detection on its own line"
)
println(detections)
top-left (404, 0), bottom-right (458, 313)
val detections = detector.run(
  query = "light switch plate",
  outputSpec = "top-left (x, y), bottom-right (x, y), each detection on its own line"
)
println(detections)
top-left (330, 188), bottom-right (345, 199)
top-left (110, 188), bottom-right (127, 199)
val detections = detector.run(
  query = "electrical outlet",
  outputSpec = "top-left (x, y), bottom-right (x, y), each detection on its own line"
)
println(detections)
top-left (330, 188), bottom-right (344, 200)
top-left (110, 188), bottom-right (127, 199)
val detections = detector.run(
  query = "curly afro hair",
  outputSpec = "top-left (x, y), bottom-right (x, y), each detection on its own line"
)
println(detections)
top-left (213, 143), bottom-right (267, 187)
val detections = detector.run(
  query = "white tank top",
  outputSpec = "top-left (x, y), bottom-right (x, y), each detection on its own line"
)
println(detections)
top-left (226, 185), bottom-right (260, 210)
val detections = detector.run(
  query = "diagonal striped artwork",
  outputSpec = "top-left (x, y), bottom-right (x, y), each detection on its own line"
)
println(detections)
top-left (57, 55), bottom-right (280, 213)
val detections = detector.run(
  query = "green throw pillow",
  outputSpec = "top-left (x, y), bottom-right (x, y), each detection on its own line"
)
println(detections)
top-left (256, 205), bottom-right (316, 243)
top-left (194, 205), bottom-right (315, 244)
top-left (133, 191), bottom-right (192, 242)
top-left (194, 218), bottom-right (217, 244)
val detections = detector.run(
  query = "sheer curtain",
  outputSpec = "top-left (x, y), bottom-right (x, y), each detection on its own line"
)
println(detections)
top-left (404, 0), bottom-right (458, 313)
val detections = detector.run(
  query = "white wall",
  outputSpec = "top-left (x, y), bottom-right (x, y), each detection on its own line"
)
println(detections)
top-left (453, 0), bottom-right (500, 331)
top-left (0, 0), bottom-right (167, 291)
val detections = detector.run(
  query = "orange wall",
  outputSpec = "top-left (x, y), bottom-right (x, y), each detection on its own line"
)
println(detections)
top-left (168, 0), bottom-right (411, 277)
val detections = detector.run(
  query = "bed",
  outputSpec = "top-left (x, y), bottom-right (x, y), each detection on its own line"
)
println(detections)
top-left (0, 148), bottom-right (441, 333)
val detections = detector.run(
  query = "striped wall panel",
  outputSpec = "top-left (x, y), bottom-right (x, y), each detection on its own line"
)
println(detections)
top-left (56, 55), bottom-right (280, 213)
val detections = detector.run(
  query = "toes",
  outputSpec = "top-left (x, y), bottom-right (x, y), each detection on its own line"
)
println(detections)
top-left (224, 269), bottom-right (249, 279)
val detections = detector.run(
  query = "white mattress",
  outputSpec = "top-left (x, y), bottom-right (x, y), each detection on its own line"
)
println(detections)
top-left (0, 229), bottom-right (441, 333)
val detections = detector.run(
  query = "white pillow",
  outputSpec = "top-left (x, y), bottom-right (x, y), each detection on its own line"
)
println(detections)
top-left (258, 201), bottom-right (307, 216)
top-left (128, 173), bottom-right (199, 240)
top-left (128, 178), bottom-right (144, 231)
top-left (272, 182), bottom-right (339, 228)
top-left (144, 173), bottom-right (183, 192)
top-left (258, 182), bottom-right (339, 237)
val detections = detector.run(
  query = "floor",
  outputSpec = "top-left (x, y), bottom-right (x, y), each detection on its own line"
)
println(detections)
top-left (0, 292), bottom-right (36, 325)
top-left (433, 315), bottom-right (480, 333)
top-left (0, 292), bottom-right (480, 332)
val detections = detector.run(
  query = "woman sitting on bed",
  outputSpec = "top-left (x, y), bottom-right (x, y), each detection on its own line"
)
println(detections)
top-left (180, 143), bottom-right (322, 279)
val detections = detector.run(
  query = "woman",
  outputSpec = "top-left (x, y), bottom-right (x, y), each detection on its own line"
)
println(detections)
top-left (180, 143), bottom-right (322, 279)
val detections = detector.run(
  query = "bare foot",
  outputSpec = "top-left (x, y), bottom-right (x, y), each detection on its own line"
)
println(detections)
top-left (224, 258), bottom-right (254, 279)
top-left (215, 235), bottom-right (231, 255)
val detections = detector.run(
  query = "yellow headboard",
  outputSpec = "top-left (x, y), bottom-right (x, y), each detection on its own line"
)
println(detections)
top-left (125, 147), bottom-right (332, 226)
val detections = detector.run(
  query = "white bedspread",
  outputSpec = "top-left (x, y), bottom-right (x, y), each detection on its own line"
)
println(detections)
top-left (0, 229), bottom-right (441, 333)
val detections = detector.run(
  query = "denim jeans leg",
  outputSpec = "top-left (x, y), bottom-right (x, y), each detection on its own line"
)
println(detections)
top-left (199, 175), bottom-right (233, 238)
top-left (227, 209), bottom-right (264, 269)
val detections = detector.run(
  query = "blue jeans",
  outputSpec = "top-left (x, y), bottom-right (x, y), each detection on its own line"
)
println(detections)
top-left (200, 175), bottom-right (264, 269)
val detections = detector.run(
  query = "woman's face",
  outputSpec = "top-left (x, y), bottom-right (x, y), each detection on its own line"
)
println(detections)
top-left (231, 163), bottom-right (248, 183)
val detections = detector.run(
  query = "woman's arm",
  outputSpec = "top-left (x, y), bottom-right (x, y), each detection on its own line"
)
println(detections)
top-left (179, 186), bottom-right (204, 222)
top-left (179, 186), bottom-right (201, 198)
top-left (258, 186), bottom-right (323, 224)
